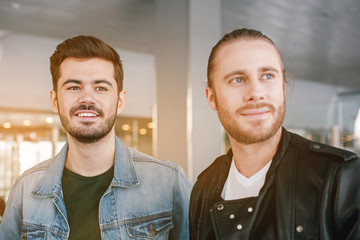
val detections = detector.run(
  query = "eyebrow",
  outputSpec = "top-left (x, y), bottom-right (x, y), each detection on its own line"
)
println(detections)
top-left (62, 79), bottom-right (81, 86)
top-left (259, 66), bottom-right (280, 73)
top-left (223, 70), bottom-right (246, 80)
top-left (223, 66), bottom-right (280, 79)
top-left (94, 79), bottom-right (114, 87)
top-left (62, 79), bottom-right (114, 87)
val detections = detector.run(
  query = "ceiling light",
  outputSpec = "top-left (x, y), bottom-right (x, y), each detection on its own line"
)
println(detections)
top-left (23, 120), bottom-right (31, 126)
top-left (45, 116), bottom-right (54, 124)
top-left (121, 124), bottom-right (130, 131)
top-left (147, 122), bottom-right (154, 129)
top-left (3, 122), bottom-right (12, 129)
top-left (139, 128), bottom-right (147, 135)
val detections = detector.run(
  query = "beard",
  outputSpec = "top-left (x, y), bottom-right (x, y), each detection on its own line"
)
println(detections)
top-left (215, 96), bottom-right (285, 145)
top-left (59, 104), bottom-right (117, 144)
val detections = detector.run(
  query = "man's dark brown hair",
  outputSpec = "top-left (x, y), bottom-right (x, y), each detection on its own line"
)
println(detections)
top-left (50, 35), bottom-right (124, 92)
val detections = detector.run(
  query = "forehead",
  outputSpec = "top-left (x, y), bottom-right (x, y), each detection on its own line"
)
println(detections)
top-left (59, 57), bottom-right (115, 82)
top-left (213, 39), bottom-right (283, 75)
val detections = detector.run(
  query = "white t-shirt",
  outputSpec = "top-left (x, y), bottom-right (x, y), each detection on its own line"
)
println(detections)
top-left (221, 158), bottom-right (272, 200)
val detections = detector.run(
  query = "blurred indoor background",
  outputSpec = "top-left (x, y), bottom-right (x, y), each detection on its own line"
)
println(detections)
top-left (0, 0), bottom-right (359, 202)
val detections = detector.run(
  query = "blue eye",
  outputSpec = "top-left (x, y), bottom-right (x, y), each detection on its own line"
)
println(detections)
top-left (263, 74), bottom-right (272, 80)
top-left (232, 77), bottom-right (243, 83)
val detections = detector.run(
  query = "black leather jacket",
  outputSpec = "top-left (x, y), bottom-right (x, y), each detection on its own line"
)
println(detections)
top-left (190, 128), bottom-right (360, 239)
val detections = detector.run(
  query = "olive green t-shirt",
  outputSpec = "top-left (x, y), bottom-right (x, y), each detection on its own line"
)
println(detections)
top-left (62, 165), bottom-right (114, 240)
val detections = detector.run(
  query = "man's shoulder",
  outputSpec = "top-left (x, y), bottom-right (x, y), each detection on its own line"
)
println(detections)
top-left (126, 147), bottom-right (192, 191)
top-left (13, 158), bottom-right (53, 186)
top-left (194, 152), bottom-right (231, 189)
top-left (115, 136), bottom-right (182, 172)
top-left (198, 154), bottom-right (227, 179)
top-left (128, 147), bottom-right (181, 172)
top-left (289, 131), bottom-right (359, 163)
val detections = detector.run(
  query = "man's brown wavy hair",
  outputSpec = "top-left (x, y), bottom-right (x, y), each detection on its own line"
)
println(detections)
top-left (50, 35), bottom-right (124, 93)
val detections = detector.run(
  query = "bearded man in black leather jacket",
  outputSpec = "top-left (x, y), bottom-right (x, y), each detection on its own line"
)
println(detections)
top-left (189, 28), bottom-right (360, 240)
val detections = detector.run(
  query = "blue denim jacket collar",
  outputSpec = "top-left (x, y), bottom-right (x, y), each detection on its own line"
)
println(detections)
top-left (31, 137), bottom-right (139, 198)
top-left (112, 137), bottom-right (139, 188)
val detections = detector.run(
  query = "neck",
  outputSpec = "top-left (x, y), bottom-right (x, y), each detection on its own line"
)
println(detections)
top-left (229, 128), bottom-right (282, 178)
top-left (65, 129), bottom-right (116, 177)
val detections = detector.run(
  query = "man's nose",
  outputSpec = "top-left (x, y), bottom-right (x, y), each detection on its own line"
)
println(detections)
top-left (78, 88), bottom-right (96, 105)
top-left (244, 80), bottom-right (265, 102)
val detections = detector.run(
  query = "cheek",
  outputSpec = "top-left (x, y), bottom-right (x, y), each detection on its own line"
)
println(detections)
top-left (56, 96), bottom-right (74, 112)
top-left (57, 102), bottom-right (69, 114)
top-left (271, 88), bottom-right (285, 106)
top-left (105, 96), bottom-right (120, 110)
top-left (216, 90), bottom-right (239, 109)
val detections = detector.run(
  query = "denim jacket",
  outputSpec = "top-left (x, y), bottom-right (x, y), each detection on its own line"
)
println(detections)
top-left (0, 137), bottom-right (191, 239)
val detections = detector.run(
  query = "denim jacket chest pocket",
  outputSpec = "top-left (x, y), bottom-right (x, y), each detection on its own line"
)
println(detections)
top-left (21, 225), bottom-right (68, 240)
top-left (21, 228), bottom-right (45, 240)
top-left (125, 212), bottom-right (173, 239)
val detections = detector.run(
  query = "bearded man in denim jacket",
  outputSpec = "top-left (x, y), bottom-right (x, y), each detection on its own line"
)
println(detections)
top-left (0, 35), bottom-right (191, 240)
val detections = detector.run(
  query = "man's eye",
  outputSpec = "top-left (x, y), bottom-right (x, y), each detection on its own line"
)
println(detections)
top-left (232, 77), bottom-right (243, 83)
top-left (262, 74), bottom-right (273, 80)
top-left (96, 87), bottom-right (107, 91)
top-left (68, 86), bottom-right (80, 90)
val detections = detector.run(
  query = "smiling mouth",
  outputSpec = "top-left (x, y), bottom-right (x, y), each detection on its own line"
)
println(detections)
top-left (73, 110), bottom-right (100, 121)
top-left (70, 104), bottom-right (103, 119)
top-left (77, 113), bottom-right (98, 117)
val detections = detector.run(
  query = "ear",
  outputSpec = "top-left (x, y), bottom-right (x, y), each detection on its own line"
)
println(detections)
top-left (117, 90), bottom-right (127, 114)
top-left (50, 90), bottom-right (59, 113)
top-left (205, 86), bottom-right (217, 111)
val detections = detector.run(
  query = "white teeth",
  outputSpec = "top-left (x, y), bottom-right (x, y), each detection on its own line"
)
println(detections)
top-left (78, 113), bottom-right (97, 117)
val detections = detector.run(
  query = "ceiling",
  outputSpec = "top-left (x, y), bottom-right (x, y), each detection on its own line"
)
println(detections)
top-left (0, 0), bottom-right (359, 89)
top-left (0, 0), bottom-right (156, 53)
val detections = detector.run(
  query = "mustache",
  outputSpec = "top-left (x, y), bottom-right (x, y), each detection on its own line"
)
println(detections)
top-left (69, 105), bottom-right (104, 116)
top-left (235, 103), bottom-right (275, 115)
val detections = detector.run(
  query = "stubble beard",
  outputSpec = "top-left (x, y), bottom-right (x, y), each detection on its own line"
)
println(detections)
top-left (59, 104), bottom-right (118, 144)
top-left (215, 96), bottom-right (285, 145)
